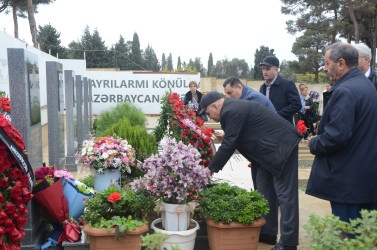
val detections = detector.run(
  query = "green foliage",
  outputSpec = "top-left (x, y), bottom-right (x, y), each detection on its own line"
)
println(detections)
top-left (141, 232), bottom-right (170, 250)
top-left (131, 32), bottom-right (143, 70)
top-left (103, 116), bottom-right (157, 164)
top-left (253, 46), bottom-right (275, 80)
top-left (297, 72), bottom-right (329, 83)
top-left (161, 53), bottom-right (167, 70)
top-left (79, 175), bottom-right (94, 188)
top-left (153, 90), bottom-right (177, 143)
top-left (38, 23), bottom-right (66, 58)
top-left (82, 186), bottom-right (155, 227)
top-left (93, 102), bottom-right (146, 136)
top-left (0, 91), bottom-right (6, 98)
top-left (167, 53), bottom-right (173, 71)
top-left (143, 44), bottom-right (160, 71)
top-left (304, 210), bottom-right (377, 249)
top-left (207, 52), bottom-right (214, 77)
top-left (198, 183), bottom-right (269, 225)
top-left (97, 215), bottom-right (144, 241)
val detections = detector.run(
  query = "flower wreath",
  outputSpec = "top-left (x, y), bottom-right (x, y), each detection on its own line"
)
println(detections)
top-left (0, 97), bottom-right (33, 249)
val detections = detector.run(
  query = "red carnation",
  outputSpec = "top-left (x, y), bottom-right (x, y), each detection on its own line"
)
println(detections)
top-left (296, 120), bottom-right (307, 135)
top-left (4, 202), bottom-right (16, 215)
top-left (184, 129), bottom-right (190, 135)
top-left (0, 177), bottom-right (9, 188)
top-left (0, 211), bottom-right (8, 224)
top-left (180, 123), bottom-right (186, 129)
top-left (108, 192), bottom-right (122, 203)
top-left (207, 148), bottom-right (213, 153)
top-left (15, 215), bottom-right (28, 227)
top-left (22, 188), bottom-right (32, 203)
top-left (9, 228), bottom-right (23, 243)
top-left (17, 205), bottom-right (28, 215)
top-left (9, 186), bottom-right (22, 201)
top-left (198, 142), bottom-right (205, 149)
top-left (4, 218), bottom-right (15, 233)
top-left (8, 168), bottom-right (22, 180)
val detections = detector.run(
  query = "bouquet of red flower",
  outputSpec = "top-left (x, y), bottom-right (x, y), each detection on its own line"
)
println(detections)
top-left (296, 120), bottom-right (308, 135)
top-left (0, 97), bottom-right (34, 249)
top-left (155, 92), bottom-right (215, 167)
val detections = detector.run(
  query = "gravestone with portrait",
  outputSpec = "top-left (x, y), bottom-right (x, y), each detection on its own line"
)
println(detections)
top-left (7, 48), bottom-right (46, 249)
top-left (46, 61), bottom-right (65, 169)
top-left (64, 70), bottom-right (77, 171)
top-left (75, 75), bottom-right (84, 147)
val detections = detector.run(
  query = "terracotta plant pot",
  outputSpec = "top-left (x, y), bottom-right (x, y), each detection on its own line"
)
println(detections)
top-left (84, 223), bottom-right (148, 250)
top-left (205, 217), bottom-right (266, 250)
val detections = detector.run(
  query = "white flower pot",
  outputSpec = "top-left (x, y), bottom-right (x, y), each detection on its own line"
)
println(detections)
top-left (151, 218), bottom-right (199, 250)
top-left (161, 202), bottom-right (191, 231)
top-left (93, 169), bottom-right (121, 192)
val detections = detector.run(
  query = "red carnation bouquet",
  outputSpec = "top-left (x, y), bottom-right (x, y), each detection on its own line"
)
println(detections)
top-left (0, 97), bottom-right (33, 249)
top-left (166, 92), bottom-right (215, 167)
top-left (296, 120), bottom-right (308, 135)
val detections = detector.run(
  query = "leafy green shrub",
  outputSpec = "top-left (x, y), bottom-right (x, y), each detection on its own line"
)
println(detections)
top-left (79, 175), bottom-right (94, 188)
top-left (304, 209), bottom-right (377, 249)
top-left (93, 102), bottom-right (147, 136)
top-left (102, 116), bottom-right (157, 164)
top-left (82, 185), bottom-right (155, 227)
top-left (198, 183), bottom-right (269, 224)
top-left (141, 232), bottom-right (170, 250)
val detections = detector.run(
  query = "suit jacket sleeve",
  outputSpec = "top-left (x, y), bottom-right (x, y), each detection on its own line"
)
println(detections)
top-left (278, 80), bottom-right (301, 118)
top-left (208, 106), bottom-right (245, 173)
top-left (310, 88), bottom-right (355, 156)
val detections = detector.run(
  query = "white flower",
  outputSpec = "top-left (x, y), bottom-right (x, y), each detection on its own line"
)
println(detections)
top-left (87, 147), bottom-right (94, 152)
top-left (81, 149), bottom-right (87, 156)
top-left (102, 153), bottom-right (109, 159)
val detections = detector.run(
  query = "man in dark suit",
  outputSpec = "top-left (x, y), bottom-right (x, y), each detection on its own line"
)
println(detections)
top-left (200, 92), bottom-right (301, 250)
top-left (259, 56), bottom-right (301, 123)
top-left (258, 56), bottom-right (301, 246)
top-left (307, 42), bottom-right (377, 223)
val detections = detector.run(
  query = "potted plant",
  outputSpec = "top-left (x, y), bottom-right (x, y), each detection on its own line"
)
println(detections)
top-left (82, 185), bottom-right (155, 250)
top-left (77, 134), bottom-right (137, 191)
top-left (198, 183), bottom-right (269, 250)
top-left (130, 138), bottom-right (211, 249)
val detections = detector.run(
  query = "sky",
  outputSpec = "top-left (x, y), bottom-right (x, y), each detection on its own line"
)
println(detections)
top-left (0, 0), bottom-right (299, 68)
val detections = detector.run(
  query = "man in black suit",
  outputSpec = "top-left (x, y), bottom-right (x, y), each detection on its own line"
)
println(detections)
top-left (259, 56), bottom-right (301, 123)
top-left (200, 92), bottom-right (301, 250)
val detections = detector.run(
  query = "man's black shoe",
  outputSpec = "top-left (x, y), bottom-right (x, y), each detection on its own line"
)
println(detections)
top-left (259, 234), bottom-right (277, 245)
top-left (271, 243), bottom-right (297, 250)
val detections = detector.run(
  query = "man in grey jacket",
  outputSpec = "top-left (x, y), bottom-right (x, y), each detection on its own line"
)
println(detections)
top-left (200, 92), bottom-right (301, 250)
top-left (353, 43), bottom-right (377, 90)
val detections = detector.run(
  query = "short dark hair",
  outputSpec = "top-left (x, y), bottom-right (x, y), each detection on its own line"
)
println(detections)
top-left (223, 76), bottom-right (242, 88)
top-left (326, 42), bottom-right (358, 68)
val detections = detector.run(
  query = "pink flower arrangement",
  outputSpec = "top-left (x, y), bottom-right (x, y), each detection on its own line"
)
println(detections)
top-left (77, 135), bottom-right (136, 175)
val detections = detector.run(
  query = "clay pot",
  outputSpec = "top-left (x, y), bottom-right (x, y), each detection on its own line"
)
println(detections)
top-left (84, 223), bottom-right (148, 250)
top-left (205, 217), bottom-right (266, 250)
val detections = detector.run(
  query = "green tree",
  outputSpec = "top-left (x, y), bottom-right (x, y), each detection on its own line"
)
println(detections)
top-left (114, 35), bottom-right (131, 70)
top-left (207, 52), bottom-right (213, 76)
top-left (38, 23), bottom-right (66, 58)
top-left (291, 29), bottom-right (331, 82)
top-left (194, 57), bottom-right (205, 76)
top-left (161, 53), bottom-right (166, 71)
top-left (253, 46), bottom-right (275, 80)
top-left (88, 28), bottom-right (111, 68)
top-left (131, 32), bottom-right (143, 70)
top-left (177, 56), bottom-right (182, 70)
top-left (143, 44), bottom-right (160, 71)
top-left (167, 53), bottom-right (173, 71)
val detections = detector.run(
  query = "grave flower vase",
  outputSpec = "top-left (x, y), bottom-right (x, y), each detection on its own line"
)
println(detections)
top-left (161, 202), bottom-right (191, 231)
top-left (93, 169), bottom-right (121, 192)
